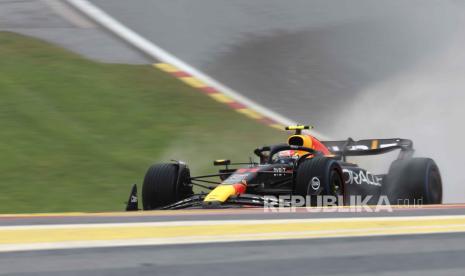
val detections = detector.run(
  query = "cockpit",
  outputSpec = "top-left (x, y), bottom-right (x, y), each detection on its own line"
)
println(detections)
top-left (254, 125), bottom-right (331, 165)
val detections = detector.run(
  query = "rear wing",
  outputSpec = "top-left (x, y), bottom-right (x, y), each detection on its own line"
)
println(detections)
top-left (322, 138), bottom-right (414, 160)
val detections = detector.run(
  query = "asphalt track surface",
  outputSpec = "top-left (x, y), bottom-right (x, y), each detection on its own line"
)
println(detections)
top-left (2, 206), bottom-right (465, 226)
top-left (1, 207), bottom-right (465, 275)
top-left (3, 233), bottom-right (465, 276)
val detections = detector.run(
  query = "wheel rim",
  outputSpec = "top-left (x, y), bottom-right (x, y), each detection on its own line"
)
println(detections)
top-left (330, 170), bottom-right (343, 195)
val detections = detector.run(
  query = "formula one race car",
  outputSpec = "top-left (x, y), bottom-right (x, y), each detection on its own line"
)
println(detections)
top-left (126, 125), bottom-right (442, 210)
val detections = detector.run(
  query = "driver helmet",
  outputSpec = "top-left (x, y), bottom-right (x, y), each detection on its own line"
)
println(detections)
top-left (276, 150), bottom-right (299, 164)
top-left (278, 150), bottom-right (297, 158)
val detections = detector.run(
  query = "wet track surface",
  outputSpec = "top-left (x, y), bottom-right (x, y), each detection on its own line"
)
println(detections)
top-left (0, 207), bottom-right (465, 276)
top-left (1, 206), bottom-right (465, 226)
top-left (3, 233), bottom-right (465, 276)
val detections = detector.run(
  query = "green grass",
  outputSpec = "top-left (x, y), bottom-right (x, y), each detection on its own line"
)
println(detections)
top-left (0, 31), bottom-right (285, 213)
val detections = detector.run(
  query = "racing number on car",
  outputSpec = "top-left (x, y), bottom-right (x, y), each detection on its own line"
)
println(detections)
top-left (273, 167), bottom-right (286, 177)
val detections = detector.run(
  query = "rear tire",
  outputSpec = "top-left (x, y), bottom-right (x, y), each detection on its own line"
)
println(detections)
top-left (295, 157), bottom-right (344, 205)
top-left (142, 163), bottom-right (193, 210)
top-left (384, 158), bottom-right (442, 205)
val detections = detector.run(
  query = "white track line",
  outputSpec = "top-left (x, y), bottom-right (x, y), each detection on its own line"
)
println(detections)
top-left (63, 0), bottom-right (328, 139)
top-left (2, 215), bottom-right (465, 230)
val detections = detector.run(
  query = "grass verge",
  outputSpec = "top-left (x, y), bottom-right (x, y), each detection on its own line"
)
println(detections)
top-left (0, 32), bottom-right (285, 213)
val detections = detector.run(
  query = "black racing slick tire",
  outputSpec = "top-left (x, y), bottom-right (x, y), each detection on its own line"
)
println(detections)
top-left (142, 163), bottom-right (193, 210)
top-left (295, 157), bottom-right (344, 205)
top-left (384, 158), bottom-right (442, 205)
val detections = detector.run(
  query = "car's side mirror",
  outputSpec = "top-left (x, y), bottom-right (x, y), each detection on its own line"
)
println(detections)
top-left (214, 159), bottom-right (231, 166)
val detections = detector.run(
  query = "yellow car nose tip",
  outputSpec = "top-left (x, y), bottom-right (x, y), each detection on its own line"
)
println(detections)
top-left (203, 185), bottom-right (237, 203)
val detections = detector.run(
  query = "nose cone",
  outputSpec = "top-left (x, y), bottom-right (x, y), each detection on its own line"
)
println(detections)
top-left (203, 183), bottom-right (247, 206)
top-left (204, 185), bottom-right (236, 204)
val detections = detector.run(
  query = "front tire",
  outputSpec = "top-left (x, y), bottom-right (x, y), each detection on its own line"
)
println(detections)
top-left (142, 163), bottom-right (193, 210)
